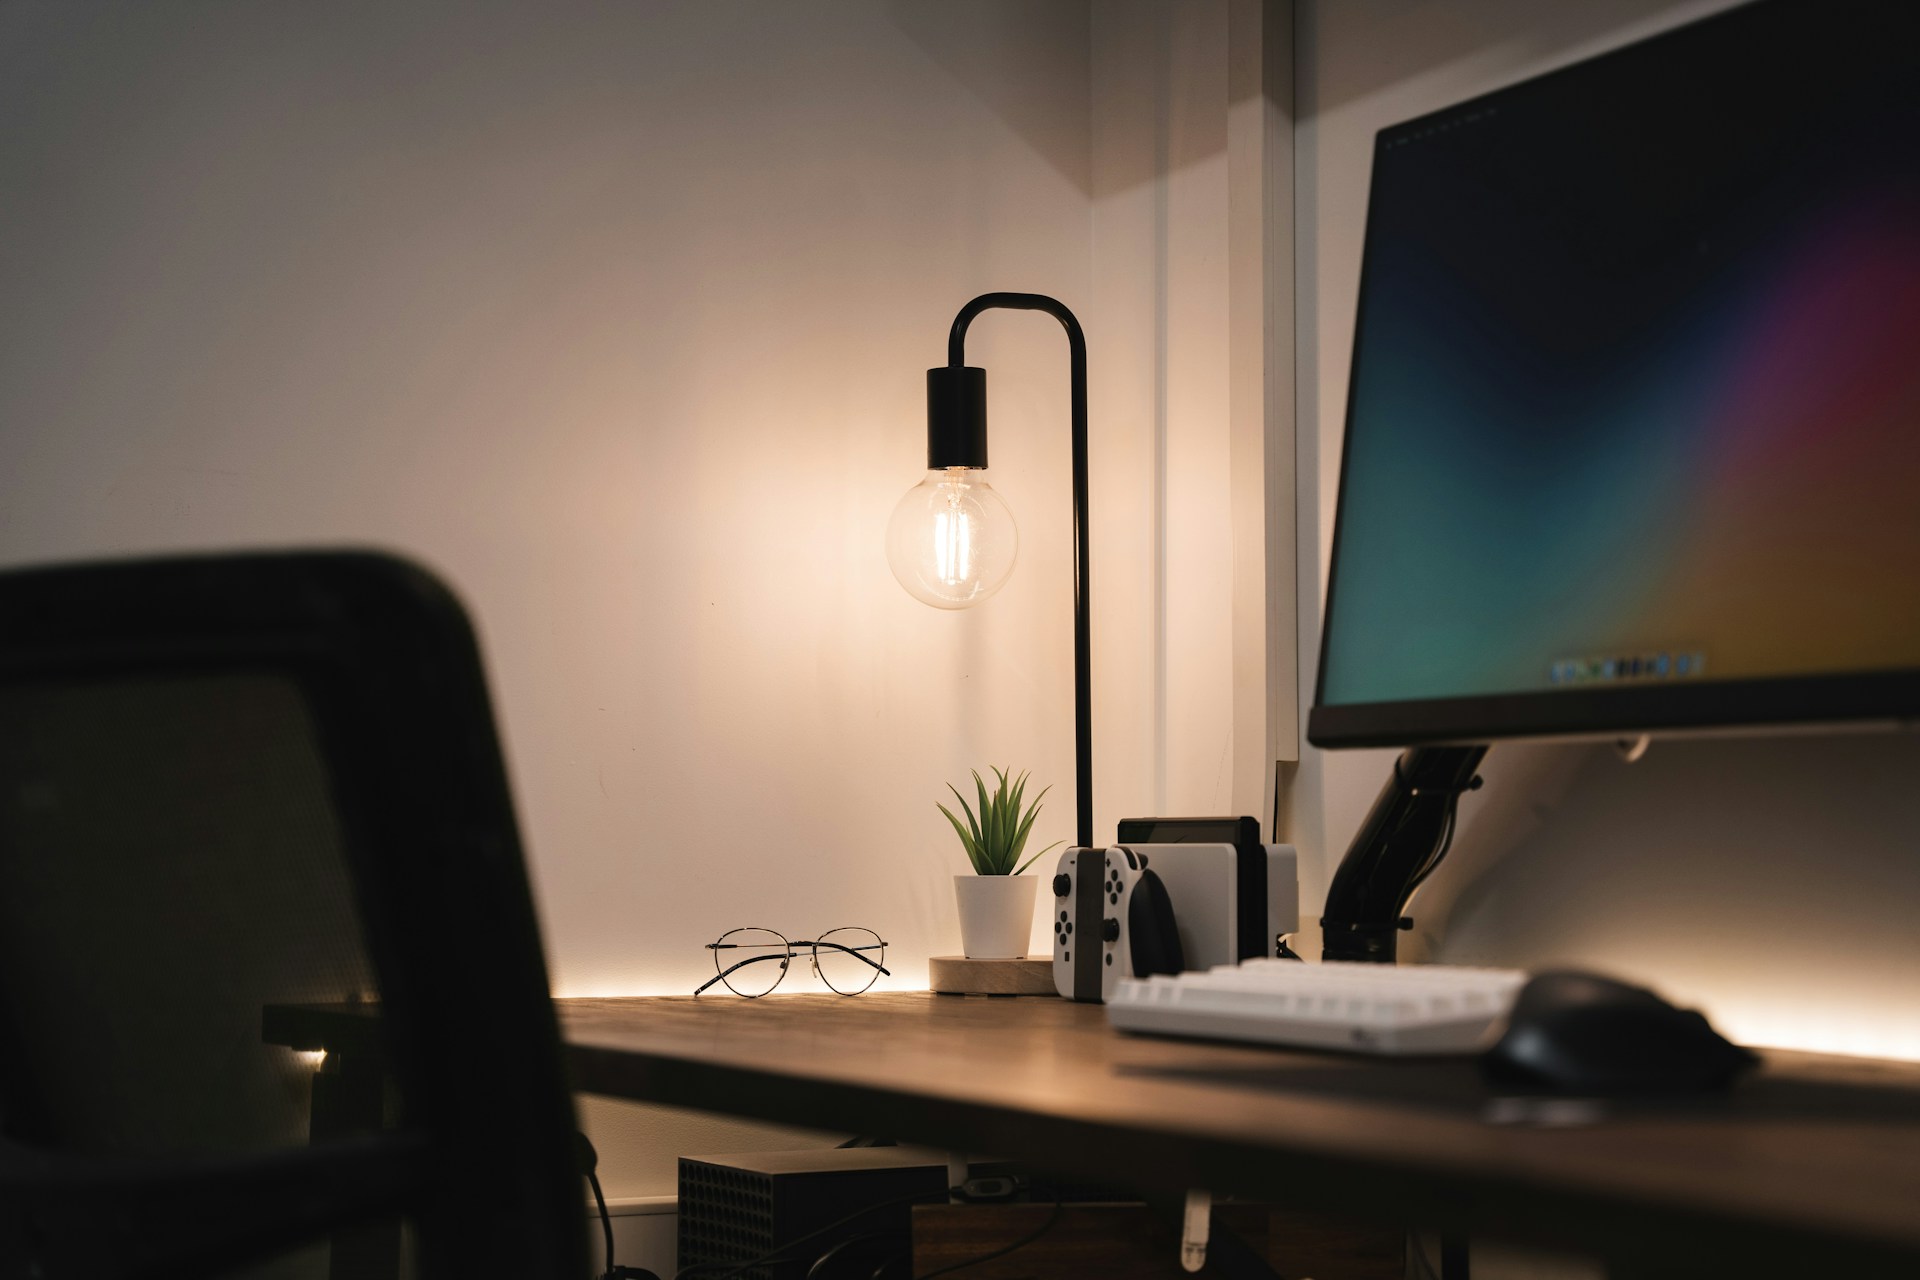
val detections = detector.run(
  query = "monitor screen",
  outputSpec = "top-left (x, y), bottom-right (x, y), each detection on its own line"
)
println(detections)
top-left (1310, 0), bottom-right (1920, 748)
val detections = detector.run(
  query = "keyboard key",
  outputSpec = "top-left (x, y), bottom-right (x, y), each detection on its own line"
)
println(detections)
top-left (1107, 960), bottom-right (1529, 1055)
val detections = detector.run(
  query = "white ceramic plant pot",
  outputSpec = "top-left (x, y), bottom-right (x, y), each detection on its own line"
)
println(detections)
top-left (953, 874), bottom-right (1038, 959)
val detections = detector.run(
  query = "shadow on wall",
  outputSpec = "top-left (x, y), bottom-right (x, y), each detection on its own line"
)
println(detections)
top-left (898, 0), bottom-right (1698, 196)
top-left (1303, 0), bottom-right (1712, 111)
top-left (1413, 730), bottom-right (1920, 1059)
top-left (890, 0), bottom-right (1094, 195)
top-left (894, 0), bottom-right (1268, 200)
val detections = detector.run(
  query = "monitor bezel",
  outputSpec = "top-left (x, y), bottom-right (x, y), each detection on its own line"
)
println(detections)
top-left (1308, 672), bottom-right (1920, 749)
top-left (1306, 0), bottom-right (1920, 750)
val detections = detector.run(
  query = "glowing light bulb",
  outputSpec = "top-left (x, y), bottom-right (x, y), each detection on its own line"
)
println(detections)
top-left (886, 467), bottom-right (1018, 609)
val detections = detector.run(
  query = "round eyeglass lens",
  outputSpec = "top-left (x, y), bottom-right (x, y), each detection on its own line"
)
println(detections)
top-left (813, 928), bottom-right (885, 995)
top-left (712, 928), bottom-right (792, 997)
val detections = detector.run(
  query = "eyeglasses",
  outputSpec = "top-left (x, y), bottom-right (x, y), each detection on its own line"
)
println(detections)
top-left (695, 927), bottom-right (890, 997)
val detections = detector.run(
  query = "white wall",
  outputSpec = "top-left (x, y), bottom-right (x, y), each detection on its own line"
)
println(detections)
top-left (0, 0), bottom-right (1097, 1205)
top-left (1290, 0), bottom-right (1920, 1061)
top-left (1091, 0), bottom-right (1294, 833)
top-left (1, 0), bottom-right (1286, 1225)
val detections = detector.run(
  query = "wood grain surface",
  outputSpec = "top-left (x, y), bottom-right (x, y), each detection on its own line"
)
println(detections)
top-left (267, 992), bottom-right (1920, 1276)
top-left (927, 956), bottom-right (1058, 996)
top-left (909, 1203), bottom-right (1404, 1280)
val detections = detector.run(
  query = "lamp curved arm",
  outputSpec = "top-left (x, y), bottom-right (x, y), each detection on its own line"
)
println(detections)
top-left (945, 292), bottom-right (1092, 849)
top-left (947, 292), bottom-right (1085, 368)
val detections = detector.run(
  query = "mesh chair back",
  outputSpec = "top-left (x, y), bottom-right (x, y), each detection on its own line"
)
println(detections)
top-left (0, 552), bottom-right (586, 1280)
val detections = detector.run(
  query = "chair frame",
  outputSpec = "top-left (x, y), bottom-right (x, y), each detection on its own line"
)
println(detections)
top-left (0, 551), bottom-right (587, 1280)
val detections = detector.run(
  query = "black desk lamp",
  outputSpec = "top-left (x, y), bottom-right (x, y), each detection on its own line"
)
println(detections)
top-left (886, 292), bottom-right (1092, 849)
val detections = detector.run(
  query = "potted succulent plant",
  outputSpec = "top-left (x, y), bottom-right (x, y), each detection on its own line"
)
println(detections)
top-left (938, 767), bottom-right (1061, 959)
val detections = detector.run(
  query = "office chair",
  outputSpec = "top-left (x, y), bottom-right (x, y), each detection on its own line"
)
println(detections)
top-left (0, 552), bottom-right (589, 1280)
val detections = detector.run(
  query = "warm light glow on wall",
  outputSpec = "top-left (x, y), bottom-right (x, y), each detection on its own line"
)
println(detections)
top-left (1714, 1006), bottom-right (1920, 1063)
top-left (553, 971), bottom-right (931, 1001)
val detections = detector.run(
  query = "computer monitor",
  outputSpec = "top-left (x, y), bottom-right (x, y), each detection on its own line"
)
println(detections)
top-left (1309, 0), bottom-right (1920, 751)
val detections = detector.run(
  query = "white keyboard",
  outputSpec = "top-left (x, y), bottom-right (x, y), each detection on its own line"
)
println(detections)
top-left (1107, 958), bottom-right (1530, 1055)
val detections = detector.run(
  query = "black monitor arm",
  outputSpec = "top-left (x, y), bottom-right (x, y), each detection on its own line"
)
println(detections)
top-left (1320, 745), bottom-right (1487, 964)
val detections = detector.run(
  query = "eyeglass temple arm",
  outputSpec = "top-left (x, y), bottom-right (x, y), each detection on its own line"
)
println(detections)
top-left (811, 940), bottom-right (891, 975)
top-left (694, 952), bottom-right (792, 995)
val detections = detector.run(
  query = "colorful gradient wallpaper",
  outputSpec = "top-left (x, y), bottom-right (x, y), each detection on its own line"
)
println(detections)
top-left (1319, 1), bottom-right (1920, 711)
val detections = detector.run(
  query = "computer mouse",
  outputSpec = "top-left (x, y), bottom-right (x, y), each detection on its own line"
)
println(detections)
top-left (1480, 970), bottom-right (1759, 1095)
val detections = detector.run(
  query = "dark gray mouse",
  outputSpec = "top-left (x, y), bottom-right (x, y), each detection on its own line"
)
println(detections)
top-left (1481, 970), bottom-right (1760, 1095)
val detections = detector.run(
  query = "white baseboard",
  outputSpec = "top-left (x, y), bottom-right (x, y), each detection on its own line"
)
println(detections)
top-left (597, 1194), bottom-right (678, 1217)
top-left (588, 1195), bottom-right (679, 1275)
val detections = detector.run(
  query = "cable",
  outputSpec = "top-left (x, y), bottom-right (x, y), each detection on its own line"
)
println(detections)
top-left (1404, 764), bottom-right (1484, 912)
top-left (585, 1163), bottom-right (616, 1279)
top-left (804, 1230), bottom-right (906, 1280)
top-left (915, 1199), bottom-right (1063, 1280)
top-left (577, 1131), bottom-right (648, 1280)
top-left (1405, 799), bottom-right (1459, 898)
top-left (673, 1189), bottom-right (950, 1280)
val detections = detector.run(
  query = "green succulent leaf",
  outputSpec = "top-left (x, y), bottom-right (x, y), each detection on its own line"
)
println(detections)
top-left (939, 766), bottom-right (1058, 876)
top-left (936, 801), bottom-right (984, 873)
top-left (972, 770), bottom-right (999, 871)
top-left (1008, 783), bottom-right (1050, 860)
top-left (1015, 840), bottom-right (1064, 875)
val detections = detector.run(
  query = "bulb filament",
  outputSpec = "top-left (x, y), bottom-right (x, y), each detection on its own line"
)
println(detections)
top-left (934, 503), bottom-right (973, 585)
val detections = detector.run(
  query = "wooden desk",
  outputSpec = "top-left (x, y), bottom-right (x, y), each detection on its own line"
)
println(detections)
top-left (266, 992), bottom-right (1920, 1278)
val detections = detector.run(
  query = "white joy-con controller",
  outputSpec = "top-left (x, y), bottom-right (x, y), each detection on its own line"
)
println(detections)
top-left (1050, 846), bottom-right (1145, 1001)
